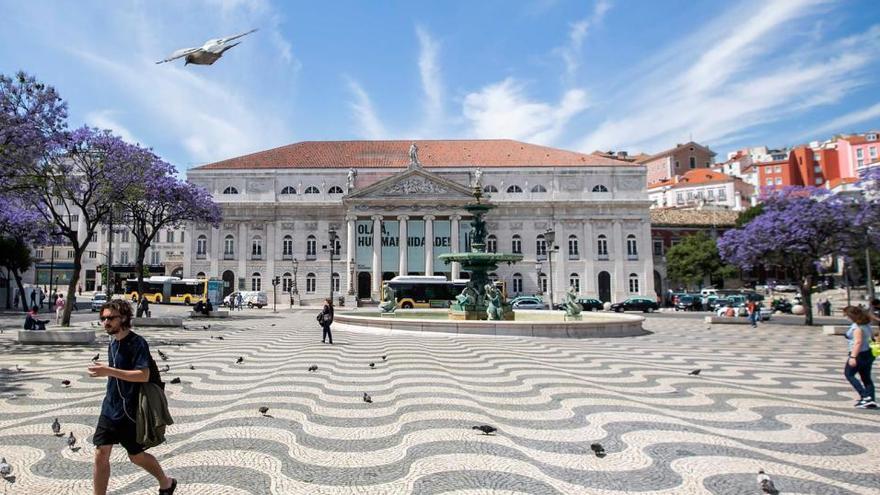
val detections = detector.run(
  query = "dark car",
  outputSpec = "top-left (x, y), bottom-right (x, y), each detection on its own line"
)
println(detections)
top-left (675, 294), bottom-right (703, 311)
top-left (610, 297), bottom-right (659, 313)
top-left (770, 298), bottom-right (793, 313)
top-left (578, 298), bottom-right (604, 311)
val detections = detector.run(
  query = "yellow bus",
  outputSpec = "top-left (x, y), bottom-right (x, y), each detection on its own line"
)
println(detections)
top-left (383, 276), bottom-right (467, 309)
top-left (125, 276), bottom-right (208, 305)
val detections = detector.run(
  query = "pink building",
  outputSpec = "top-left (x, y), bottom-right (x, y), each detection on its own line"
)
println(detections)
top-left (835, 132), bottom-right (880, 178)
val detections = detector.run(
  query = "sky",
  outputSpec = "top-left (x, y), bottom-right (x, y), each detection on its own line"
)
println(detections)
top-left (2, 0), bottom-right (879, 171)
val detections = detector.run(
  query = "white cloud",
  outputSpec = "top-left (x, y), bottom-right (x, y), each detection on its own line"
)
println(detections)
top-left (557, 0), bottom-right (612, 80)
top-left (800, 102), bottom-right (880, 139)
top-left (416, 26), bottom-right (444, 133)
top-left (463, 78), bottom-right (589, 144)
top-left (575, 0), bottom-right (878, 154)
top-left (346, 78), bottom-right (388, 139)
top-left (85, 110), bottom-right (140, 145)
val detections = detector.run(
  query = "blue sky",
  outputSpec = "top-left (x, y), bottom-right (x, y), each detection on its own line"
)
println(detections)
top-left (2, 0), bottom-right (879, 170)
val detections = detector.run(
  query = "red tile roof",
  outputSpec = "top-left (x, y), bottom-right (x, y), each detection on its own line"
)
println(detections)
top-left (827, 177), bottom-right (859, 189)
top-left (667, 169), bottom-right (736, 189)
top-left (193, 140), bottom-right (635, 170)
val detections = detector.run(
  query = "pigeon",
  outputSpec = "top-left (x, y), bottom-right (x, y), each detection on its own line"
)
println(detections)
top-left (91, 354), bottom-right (100, 362)
top-left (61, 379), bottom-right (71, 388)
top-left (217, 336), bottom-right (225, 340)
top-left (203, 325), bottom-right (210, 330)
top-left (160, 365), bottom-right (170, 373)
top-left (363, 392), bottom-right (372, 403)
top-left (15, 364), bottom-right (22, 372)
top-left (156, 29), bottom-right (258, 66)
top-left (382, 355), bottom-right (387, 361)
top-left (0, 457), bottom-right (11, 479)
top-left (236, 356), bottom-right (244, 364)
top-left (369, 362), bottom-right (375, 368)
top-left (170, 377), bottom-right (181, 384)
top-left (67, 431), bottom-right (77, 450)
top-left (757, 469), bottom-right (778, 494)
top-left (51, 418), bottom-right (61, 435)
top-left (157, 349), bottom-right (168, 361)
top-left (270, 324), bottom-right (276, 327)
top-left (689, 369), bottom-right (701, 376)
top-left (590, 443), bottom-right (606, 457)
top-left (308, 365), bottom-right (318, 372)
top-left (189, 364), bottom-right (195, 371)
top-left (259, 406), bottom-right (269, 416)
top-left (472, 425), bottom-right (497, 435)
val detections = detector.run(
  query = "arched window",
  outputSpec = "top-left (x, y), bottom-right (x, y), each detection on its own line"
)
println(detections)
top-left (536, 234), bottom-right (547, 259)
top-left (332, 273), bottom-right (340, 293)
top-left (282, 235), bottom-right (293, 258)
top-left (328, 186), bottom-right (344, 194)
top-left (222, 186), bottom-right (239, 195)
top-left (597, 234), bottom-right (608, 258)
top-left (224, 235), bottom-right (235, 256)
top-left (538, 272), bottom-right (547, 294)
top-left (196, 272), bottom-right (206, 279)
top-left (506, 185), bottom-right (523, 193)
top-left (196, 235), bottom-right (207, 256)
top-left (569, 273), bottom-right (580, 292)
top-left (306, 273), bottom-right (316, 293)
top-left (511, 234), bottom-right (522, 254)
top-left (512, 273), bottom-right (523, 294)
top-left (568, 235), bottom-right (579, 259)
top-left (531, 184), bottom-right (547, 193)
top-left (282, 272), bottom-right (293, 293)
top-left (306, 235), bottom-right (316, 258)
top-left (592, 185), bottom-right (609, 193)
top-left (251, 236), bottom-right (263, 258)
top-left (487, 235), bottom-right (497, 253)
top-left (626, 234), bottom-right (638, 258)
top-left (483, 185), bottom-right (498, 193)
top-left (305, 186), bottom-right (320, 194)
top-left (281, 186), bottom-right (296, 195)
top-left (628, 273), bottom-right (639, 293)
top-left (251, 272), bottom-right (262, 291)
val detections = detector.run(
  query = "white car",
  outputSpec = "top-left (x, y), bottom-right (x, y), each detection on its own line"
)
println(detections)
top-left (91, 293), bottom-right (108, 312)
top-left (224, 291), bottom-right (268, 308)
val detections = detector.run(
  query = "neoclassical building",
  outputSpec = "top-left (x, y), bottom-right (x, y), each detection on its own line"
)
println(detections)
top-left (183, 140), bottom-right (656, 305)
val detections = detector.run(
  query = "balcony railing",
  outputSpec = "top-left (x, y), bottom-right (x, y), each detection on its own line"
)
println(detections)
top-left (223, 253), bottom-right (235, 260)
top-left (597, 254), bottom-right (609, 260)
top-left (568, 253), bottom-right (579, 260)
top-left (196, 253), bottom-right (206, 260)
top-left (627, 254), bottom-right (639, 261)
top-left (282, 254), bottom-right (293, 260)
top-left (251, 253), bottom-right (262, 260)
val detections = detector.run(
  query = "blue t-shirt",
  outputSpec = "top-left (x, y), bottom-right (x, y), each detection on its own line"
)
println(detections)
top-left (101, 332), bottom-right (151, 422)
top-left (846, 323), bottom-right (872, 353)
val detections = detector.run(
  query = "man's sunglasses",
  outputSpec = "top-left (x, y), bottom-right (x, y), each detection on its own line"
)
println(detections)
top-left (99, 315), bottom-right (120, 322)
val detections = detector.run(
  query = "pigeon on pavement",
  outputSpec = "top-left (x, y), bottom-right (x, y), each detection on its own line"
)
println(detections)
top-left (67, 432), bottom-right (77, 450)
top-left (259, 406), bottom-right (269, 416)
top-left (757, 469), bottom-right (778, 494)
top-left (590, 443), bottom-right (606, 457)
top-left (471, 425), bottom-right (497, 435)
top-left (369, 362), bottom-right (375, 368)
top-left (363, 393), bottom-right (372, 403)
top-left (91, 354), bottom-right (99, 362)
top-left (689, 369), bottom-right (701, 376)
top-left (382, 355), bottom-right (387, 361)
top-left (15, 365), bottom-right (22, 372)
top-left (160, 365), bottom-right (170, 373)
top-left (170, 377), bottom-right (181, 384)
top-left (189, 364), bottom-right (195, 370)
top-left (156, 29), bottom-right (258, 66)
top-left (236, 356), bottom-right (244, 364)
top-left (308, 365), bottom-right (318, 372)
top-left (157, 350), bottom-right (168, 361)
top-left (61, 379), bottom-right (71, 388)
top-left (51, 418), bottom-right (61, 436)
top-left (0, 457), bottom-right (11, 478)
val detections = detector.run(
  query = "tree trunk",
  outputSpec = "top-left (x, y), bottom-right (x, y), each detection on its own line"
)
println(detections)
top-left (61, 250), bottom-right (85, 326)
top-left (135, 241), bottom-right (149, 298)
top-left (11, 269), bottom-right (28, 312)
top-left (800, 273), bottom-right (814, 326)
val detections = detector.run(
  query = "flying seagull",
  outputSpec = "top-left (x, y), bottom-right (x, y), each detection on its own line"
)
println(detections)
top-left (156, 29), bottom-right (258, 65)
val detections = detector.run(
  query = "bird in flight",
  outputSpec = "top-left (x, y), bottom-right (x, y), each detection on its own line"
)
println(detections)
top-left (156, 29), bottom-right (258, 65)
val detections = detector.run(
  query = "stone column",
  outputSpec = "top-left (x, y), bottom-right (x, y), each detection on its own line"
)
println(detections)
top-left (182, 221), bottom-right (193, 277)
top-left (238, 223), bottom-right (248, 291)
top-left (612, 220), bottom-right (624, 301)
top-left (266, 222), bottom-right (276, 302)
top-left (424, 215), bottom-right (435, 276)
top-left (583, 220), bottom-right (594, 295)
top-left (450, 215), bottom-right (461, 279)
top-left (346, 215), bottom-right (356, 294)
top-left (371, 215), bottom-right (382, 296)
top-left (397, 215), bottom-right (409, 276)
top-left (210, 226), bottom-right (219, 277)
top-left (641, 220), bottom-right (655, 297)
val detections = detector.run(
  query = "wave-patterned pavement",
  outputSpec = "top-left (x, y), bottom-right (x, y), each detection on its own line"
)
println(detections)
top-left (1, 312), bottom-right (879, 494)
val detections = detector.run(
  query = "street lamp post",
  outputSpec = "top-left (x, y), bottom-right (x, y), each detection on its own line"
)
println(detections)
top-left (327, 229), bottom-right (338, 302)
top-left (534, 261), bottom-right (542, 298)
top-left (544, 229), bottom-right (556, 308)
top-left (292, 258), bottom-right (299, 306)
top-left (271, 275), bottom-right (280, 313)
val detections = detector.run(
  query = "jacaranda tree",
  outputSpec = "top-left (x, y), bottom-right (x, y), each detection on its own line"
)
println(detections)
top-left (0, 195), bottom-right (53, 310)
top-left (718, 187), bottom-right (849, 325)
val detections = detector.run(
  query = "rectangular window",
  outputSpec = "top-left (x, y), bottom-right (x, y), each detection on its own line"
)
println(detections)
top-left (858, 159), bottom-right (864, 167)
top-left (653, 239), bottom-right (663, 256)
top-left (120, 230), bottom-right (129, 243)
top-left (120, 251), bottom-right (129, 264)
top-left (870, 147), bottom-right (877, 158)
top-left (717, 188), bottom-right (726, 200)
top-left (775, 178), bottom-right (782, 185)
top-left (689, 156), bottom-right (696, 169)
top-left (857, 149), bottom-right (864, 158)
top-left (180, 231), bottom-right (184, 243)
top-left (70, 214), bottom-right (79, 223)
top-left (67, 249), bottom-right (73, 259)
top-left (88, 250), bottom-right (97, 259)
top-left (766, 178), bottom-right (773, 186)
top-left (815, 177), bottom-right (823, 185)
top-left (814, 165), bottom-right (821, 173)
top-left (35, 249), bottom-right (44, 259)
top-left (512, 277), bottom-right (522, 294)
top-left (813, 152), bottom-right (820, 161)
top-left (166, 231), bottom-right (174, 243)
top-left (569, 276), bottom-right (580, 292)
top-left (775, 166), bottom-right (782, 173)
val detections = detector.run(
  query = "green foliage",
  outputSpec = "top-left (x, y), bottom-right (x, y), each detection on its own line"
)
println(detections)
top-left (735, 203), bottom-right (764, 227)
top-left (666, 232), bottom-right (735, 289)
top-left (0, 235), bottom-right (33, 274)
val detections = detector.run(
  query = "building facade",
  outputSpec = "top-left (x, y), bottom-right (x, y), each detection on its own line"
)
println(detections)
top-left (183, 140), bottom-right (656, 305)
top-left (638, 141), bottom-right (717, 185)
top-left (647, 169), bottom-right (753, 210)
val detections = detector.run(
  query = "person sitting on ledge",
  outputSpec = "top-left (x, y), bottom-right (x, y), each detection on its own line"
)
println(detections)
top-left (204, 300), bottom-right (213, 316)
top-left (193, 301), bottom-right (205, 315)
top-left (24, 305), bottom-right (50, 330)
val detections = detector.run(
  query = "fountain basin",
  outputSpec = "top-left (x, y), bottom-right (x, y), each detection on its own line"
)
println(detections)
top-left (334, 309), bottom-right (646, 338)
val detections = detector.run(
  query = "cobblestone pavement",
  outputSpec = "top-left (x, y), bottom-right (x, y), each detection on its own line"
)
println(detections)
top-left (1, 310), bottom-right (879, 494)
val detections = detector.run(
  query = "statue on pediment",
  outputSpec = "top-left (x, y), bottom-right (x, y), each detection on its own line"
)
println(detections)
top-left (408, 143), bottom-right (420, 167)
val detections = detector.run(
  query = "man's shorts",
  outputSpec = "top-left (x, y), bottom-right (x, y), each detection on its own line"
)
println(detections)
top-left (93, 415), bottom-right (145, 455)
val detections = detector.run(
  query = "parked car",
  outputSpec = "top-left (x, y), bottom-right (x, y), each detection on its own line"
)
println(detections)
top-left (770, 298), bottom-right (793, 314)
top-left (512, 296), bottom-right (547, 310)
top-left (772, 283), bottom-right (798, 292)
top-left (91, 293), bottom-right (108, 312)
top-left (224, 291), bottom-right (268, 308)
top-left (610, 297), bottom-right (659, 313)
top-left (578, 298), bottom-right (604, 311)
top-left (675, 295), bottom-right (702, 311)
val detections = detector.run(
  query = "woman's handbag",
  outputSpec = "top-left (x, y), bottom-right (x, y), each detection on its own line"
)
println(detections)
top-left (870, 340), bottom-right (880, 358)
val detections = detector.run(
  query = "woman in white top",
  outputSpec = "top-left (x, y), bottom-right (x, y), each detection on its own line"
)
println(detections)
top-left (842, 306), bottom-right (876, 409)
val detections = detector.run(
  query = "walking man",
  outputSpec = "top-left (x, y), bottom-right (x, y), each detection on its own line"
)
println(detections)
top-left (88, 299), bottom-right (177, 495)
top-left (55, 294), bottom-right (65, 325)
top-left (319, 297), bottom-right (334, 344)
top-left (747, 299), bottom-right (759, 328)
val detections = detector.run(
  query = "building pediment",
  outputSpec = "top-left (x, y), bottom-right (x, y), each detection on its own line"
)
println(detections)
top-left (345, 168), bottom-right (474, 202)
